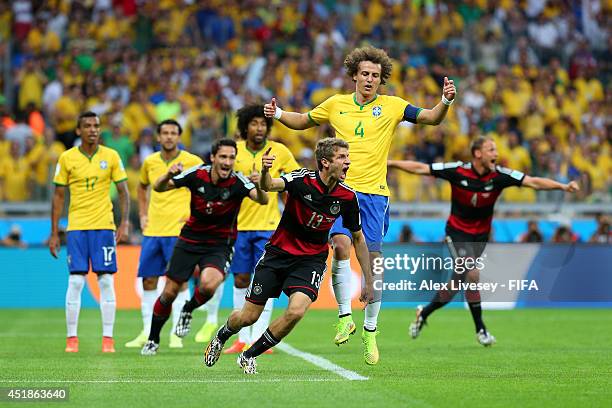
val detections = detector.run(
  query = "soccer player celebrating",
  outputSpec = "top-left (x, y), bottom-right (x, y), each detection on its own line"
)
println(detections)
top-left (205, 138), bottom-right (374, 374)
top-left (125, 119), bottom-right (202, 349)
top-left (264, 46), bottom-right (456, 364)
top-left (49, 111), bottom-right (130, 353)
top-left (216, 104), bottom-right (300, 354)
top-left (388, 136), bottom-right (580, 345)
top-left (141, 139), bottom-right (268, 355)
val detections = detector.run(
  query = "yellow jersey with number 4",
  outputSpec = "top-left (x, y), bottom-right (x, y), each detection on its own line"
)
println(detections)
top-left (308, 93), bottom-right (412, 196)
top-left (140, 150), bottom-right (203, 236)
top-left (53, 145), bottom-right (127, 231)
top-left (235, 140), bottom-right (300, 231)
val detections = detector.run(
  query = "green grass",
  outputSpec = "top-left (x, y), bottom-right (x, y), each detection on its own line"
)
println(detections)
top-left (1, 308), bottom-right (611, 407)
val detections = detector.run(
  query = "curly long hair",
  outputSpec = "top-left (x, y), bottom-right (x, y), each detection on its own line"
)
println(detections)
top-left (236, 104), bottom-right (273, 140)
top-left (343, 46), bottom-right (393, 85)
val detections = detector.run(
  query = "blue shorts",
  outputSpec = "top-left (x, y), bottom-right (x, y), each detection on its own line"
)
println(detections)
top-left (66, 230), bottom-right (117, 274)
top-left (329, 192), bottom-right (390, 252)
top-left (230, 230), bottom-right (273, 275)
top-left (138, 236), bottom-right (178, 278)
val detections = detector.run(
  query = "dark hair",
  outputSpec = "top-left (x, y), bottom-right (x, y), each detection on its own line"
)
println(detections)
top-left (470, 136), bottom-right (494, 156)
top-left (211, 138), bottom-right (237, 156)
top-left (344, 46), bottom-right (393, 85)
top-left (315, 138), bottom-right (349, 170)
top-left (157, 119), bottom-right (182, 135)
top-left (236, 104), bottom-right (272, 139)
top-left (77, 111), bottom-right (99, 128)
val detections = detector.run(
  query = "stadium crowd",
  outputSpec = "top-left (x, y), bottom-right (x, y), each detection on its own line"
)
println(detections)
top-left (0, 0), bottom-right (609, 214)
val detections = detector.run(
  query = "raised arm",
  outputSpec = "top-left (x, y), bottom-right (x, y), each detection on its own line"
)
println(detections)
top-left (522, 176), bottom-right (579, 192)
top-left (260, 147), bottom-right (287, 192)
top-left (49, 185), bottom-right (66, 258)
top-left (388, 160), bottom-right (432, 175)
top-left (415, 77), bottom-right (456, 126)
top-left (264, 97), bottom-right (314, 130)
top-left (154, 162), bottom-right (183, 192)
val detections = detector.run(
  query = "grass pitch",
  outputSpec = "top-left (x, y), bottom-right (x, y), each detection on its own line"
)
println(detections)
top-left (1, 308), bottom-right (611, 407)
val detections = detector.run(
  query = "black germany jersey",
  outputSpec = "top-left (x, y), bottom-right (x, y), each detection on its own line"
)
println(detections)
top-left (268, 169), bottom-right (361, 256)
top-left (430, 161), bottom-right (524, 235)
top-left (172, 165), bottom-right (254, 245)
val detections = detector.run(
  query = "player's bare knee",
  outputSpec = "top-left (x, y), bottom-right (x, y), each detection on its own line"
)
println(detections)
top-left (241, 311), bottom-right (259, 326)
top-left (466, 269), bottom-right (480, 283)
top-left (234, 273), bottom-right (251, 289)
top-left (332, 235), bottom-right (351, 260)
top-left (142, 277), bottom-right (158, 290)
top-left (199, 283), bottom-right (218, 299)
top-left (284, 304), bottom-right (307, 323)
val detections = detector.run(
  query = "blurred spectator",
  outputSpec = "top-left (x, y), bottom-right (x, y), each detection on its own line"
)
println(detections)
top-left (136, 128), bottom-right (155, 164)
top-left (0, 141), bottom-right (32, 202)
top-left (0, 0), bottom-right (608, 205)
top-left (103, 121), bottom-right (134, 166)
top-left (589, 214), bottom-right (611, 244)
top-left (24, 135), bottom-right (49, 201)
top-left (0, 224), bottom-right (27, 248)
top-left (399, 224), bottom-right (417, 243)
top-left (5, 113), bottom-right (31, 152)
top-left (551, 224), bottom-right (579, 243)
top-left (519, 220), bottom-right (544, 243)
top-left (16, 59), bottom-right (46, 111)
top-left (52, 85), bottom-right (82, 148)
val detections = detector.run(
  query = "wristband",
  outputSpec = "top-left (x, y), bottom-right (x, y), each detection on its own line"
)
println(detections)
top-left (442, 95), bottom-right (454, 106)
top-left (274, 106), bottom-right (283, 120)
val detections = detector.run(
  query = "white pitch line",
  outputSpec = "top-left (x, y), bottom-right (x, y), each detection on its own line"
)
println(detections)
top-left (0, 378), bottom-right (342, 384)
top-left (276, 342), bottom-right (368, 381)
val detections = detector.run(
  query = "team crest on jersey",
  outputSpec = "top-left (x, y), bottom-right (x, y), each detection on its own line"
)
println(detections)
top-left (372, 105), bottom-right (382, 117)
top-left (253, 284), bottom-right (263, 295)
top-left (330, 201), bottom-right (341, 215)
top-left (220, 188), bottom-right (230, 200)
top-left (100, 160), bottom-right (108, 170)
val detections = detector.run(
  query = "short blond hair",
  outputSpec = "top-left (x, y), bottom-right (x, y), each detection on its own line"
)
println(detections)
top-left (315, 138), bottom-right (349, 170)
top-left (470, 136), bottom-right (494, 156)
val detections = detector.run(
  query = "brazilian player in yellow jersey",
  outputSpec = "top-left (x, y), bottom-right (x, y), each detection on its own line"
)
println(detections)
top-left (49, 111), bottom-right (130, 354)
top-left (215, 104), bottom-right (300, 354)
top-left (125, 119), bottom-right (203, 350)
top-left (264, 46), bottom-right (457, 365)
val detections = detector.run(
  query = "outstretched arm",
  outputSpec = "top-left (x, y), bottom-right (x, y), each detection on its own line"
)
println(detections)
top-left (264, 97), bottom-right (314, 130)
top-left (522, 176), bottom-right (580, 192)
top-left (415, 77), bottom-right (456, 126)
top-left (388, 160), bottom-right (432, 175)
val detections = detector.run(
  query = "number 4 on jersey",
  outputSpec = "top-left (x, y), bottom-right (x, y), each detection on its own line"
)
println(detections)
top-left (354, 121), bottom-right (364, 138)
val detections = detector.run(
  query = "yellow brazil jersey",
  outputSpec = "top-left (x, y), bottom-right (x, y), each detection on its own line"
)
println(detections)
top-left (309, 93), bottom-right (411, 196)
top-left (235, 140), bottom-right (300, 231)
top-left (53, 145), bottom-right (127, 231)
top-left (140, 150), bottom-right (203, 237)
